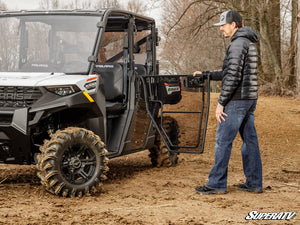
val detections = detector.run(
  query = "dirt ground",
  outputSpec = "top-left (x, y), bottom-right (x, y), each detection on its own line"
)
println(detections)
top-left (0, 92), bottom-right (299, 225)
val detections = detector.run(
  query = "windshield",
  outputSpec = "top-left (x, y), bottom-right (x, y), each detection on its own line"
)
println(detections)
top-left (0, 15), bottom-right (100, 74)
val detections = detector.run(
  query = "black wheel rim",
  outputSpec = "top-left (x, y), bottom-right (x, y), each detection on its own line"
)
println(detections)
top-left (60, 143), bottom-right (97, 185)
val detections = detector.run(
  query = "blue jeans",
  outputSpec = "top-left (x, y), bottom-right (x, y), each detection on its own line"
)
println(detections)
top-left (206, 100), bottom-right (262, 191)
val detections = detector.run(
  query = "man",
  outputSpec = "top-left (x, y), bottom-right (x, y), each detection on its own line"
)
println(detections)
top-left (193, 10), bottom-right (263, 194)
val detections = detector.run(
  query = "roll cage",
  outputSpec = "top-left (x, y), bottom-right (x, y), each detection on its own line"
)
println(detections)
top-left (0, 9), bottom-right (157, 75)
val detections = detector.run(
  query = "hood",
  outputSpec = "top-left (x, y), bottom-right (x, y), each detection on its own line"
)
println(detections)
top-left (231, 26), bottom-right (259, 43)
top-left (0, 72), bottom-right (86, 86)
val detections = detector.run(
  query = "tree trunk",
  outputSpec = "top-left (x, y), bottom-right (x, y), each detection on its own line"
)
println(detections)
top-left (256, 0), bottom-right (282, 90)
top-left (268, 0), bottom-right (281, 66)
top-left (287, 0), bottom-right (298, 88)
top-left (297, 1), bottom-right (300, 98)
top-left (240, 1), bottom-right (262, 82)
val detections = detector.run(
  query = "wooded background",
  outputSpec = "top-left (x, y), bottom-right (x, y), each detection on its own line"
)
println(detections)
top-left (160, 0), bottom-right (299, 97)
top-left (0, 0), bottom-right (299, 97)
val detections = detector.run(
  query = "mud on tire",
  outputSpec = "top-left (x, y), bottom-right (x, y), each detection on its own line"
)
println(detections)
top-left (36, 127), bottom-right (109, 197)
top-left (149, 116), bottom-right (180, 167)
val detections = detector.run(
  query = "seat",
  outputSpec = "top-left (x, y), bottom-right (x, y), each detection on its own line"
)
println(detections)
top-left (94, 62), bottom-right (125, 115)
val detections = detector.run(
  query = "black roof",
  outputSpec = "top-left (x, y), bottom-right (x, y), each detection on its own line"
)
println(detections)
top-left (0, 8), bottom-right (155, 24)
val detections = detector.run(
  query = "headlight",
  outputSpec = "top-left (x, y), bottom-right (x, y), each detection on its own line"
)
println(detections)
top-left (84, 81), bottom-right (97, 90)
top-left (45, 85), bottom-right (80, 96)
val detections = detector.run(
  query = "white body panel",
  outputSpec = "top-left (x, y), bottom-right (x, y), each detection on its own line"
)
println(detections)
top-left (0, 72), bottom-right (99, 93)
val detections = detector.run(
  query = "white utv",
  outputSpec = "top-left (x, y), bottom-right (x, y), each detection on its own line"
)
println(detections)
top-left (0, 9), bottom-right (209, 197)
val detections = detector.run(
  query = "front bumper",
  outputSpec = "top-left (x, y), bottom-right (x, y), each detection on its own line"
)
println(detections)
top-left (0, 87), bottom-right (103, 165)
top-left (0, 108), bottom-right (31, 164)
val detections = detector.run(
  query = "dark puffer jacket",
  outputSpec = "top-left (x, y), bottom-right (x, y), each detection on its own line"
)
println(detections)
top-left (209, 26), bottom-right (259, 106)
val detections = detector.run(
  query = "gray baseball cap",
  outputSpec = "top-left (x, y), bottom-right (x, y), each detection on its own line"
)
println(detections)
top-left (214, 10), bottom-right (242, 26)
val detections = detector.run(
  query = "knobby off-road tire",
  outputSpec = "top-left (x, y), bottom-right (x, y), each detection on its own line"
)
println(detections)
top-left (149, 116), bottom-right (180, 167)
top-left (36, 127), bottom-right (109, 197)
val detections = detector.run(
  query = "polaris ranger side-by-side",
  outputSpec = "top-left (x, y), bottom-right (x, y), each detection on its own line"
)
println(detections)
top-left (0, 9), bottom-right (210, 197)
